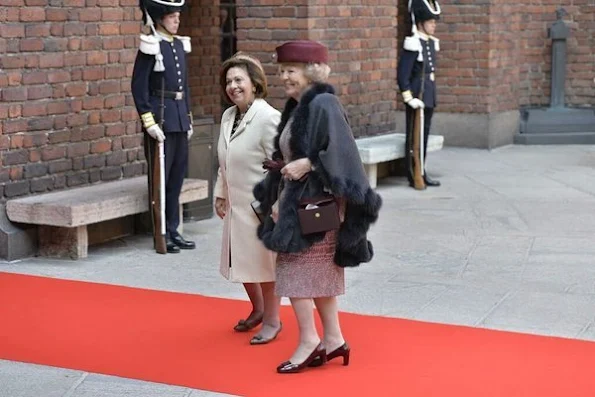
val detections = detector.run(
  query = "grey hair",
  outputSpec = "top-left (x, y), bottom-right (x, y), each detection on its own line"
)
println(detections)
top-left (304, 63), bottom-right (331, 83)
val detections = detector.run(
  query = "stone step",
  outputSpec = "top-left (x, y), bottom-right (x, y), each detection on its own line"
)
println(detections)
top-left (514, 131), bottom-right (595, 145)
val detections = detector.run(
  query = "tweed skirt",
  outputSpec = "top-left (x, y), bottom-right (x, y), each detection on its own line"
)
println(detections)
top-left (275, 230), bottom-right (345, 298)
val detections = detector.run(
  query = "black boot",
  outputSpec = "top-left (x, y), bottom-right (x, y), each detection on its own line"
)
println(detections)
top-left (424, 174), bottom-right (441, 187)
top-left (166, 240), bottom-right (181, 254)
top-left (171, 234), bottom-right (196, 250)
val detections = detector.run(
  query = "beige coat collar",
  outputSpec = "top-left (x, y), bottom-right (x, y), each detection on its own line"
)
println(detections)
top-left (223, 98), bottom-right (267, 143)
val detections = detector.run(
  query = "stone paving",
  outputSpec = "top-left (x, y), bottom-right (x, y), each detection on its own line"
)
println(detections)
top-left (2, 145), bottom-right (595, 397)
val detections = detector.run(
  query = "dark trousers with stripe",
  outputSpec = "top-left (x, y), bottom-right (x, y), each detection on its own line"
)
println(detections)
top-left (144, 131), bottom-right (188, 238)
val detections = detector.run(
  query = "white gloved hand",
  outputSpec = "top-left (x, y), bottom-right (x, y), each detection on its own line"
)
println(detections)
top-left (146, 124), bottom-right (165, 142)
top-left (406, 98), bottom-right (425, 109)
top-left (187, 126), bottom-right (194, 141)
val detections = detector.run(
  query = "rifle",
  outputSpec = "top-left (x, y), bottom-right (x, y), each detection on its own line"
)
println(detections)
top-left (408, 50), bottom-right (427, 190)
top-left (150, 77), bottom-right (167, 254)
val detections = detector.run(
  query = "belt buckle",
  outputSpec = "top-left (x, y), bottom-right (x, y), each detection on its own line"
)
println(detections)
top-left (175, 91), bottom-right (183, 100)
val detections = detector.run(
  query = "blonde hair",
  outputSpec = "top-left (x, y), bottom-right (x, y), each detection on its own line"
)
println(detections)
top-left (304, 63), bottom-right (331, 83)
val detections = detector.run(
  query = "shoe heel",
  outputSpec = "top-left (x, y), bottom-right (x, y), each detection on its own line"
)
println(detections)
top-left (337, 343), bottom-right (350, 366)
top-left (320, 351), bottom-right (328, 365)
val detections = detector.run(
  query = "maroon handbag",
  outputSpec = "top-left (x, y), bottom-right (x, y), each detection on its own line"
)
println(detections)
top-left (297, 179), bottom-right (340, 235)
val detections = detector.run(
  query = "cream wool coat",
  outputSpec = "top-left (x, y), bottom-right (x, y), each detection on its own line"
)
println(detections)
top-left (214, 99), bottom-right (281, 282)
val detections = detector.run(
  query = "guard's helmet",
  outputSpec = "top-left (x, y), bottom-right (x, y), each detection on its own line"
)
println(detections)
top-left (139, 0), bottom-right (185, 27)
top-left (409, 0), bottom-right (441, 25)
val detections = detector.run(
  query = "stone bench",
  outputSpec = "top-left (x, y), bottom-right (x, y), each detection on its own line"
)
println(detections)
top-left (6, 177), bottom-right (208, 259)
top-left (356, 132), bottom-right (444, 188)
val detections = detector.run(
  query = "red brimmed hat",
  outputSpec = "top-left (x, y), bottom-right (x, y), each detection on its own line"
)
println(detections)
top-left (275, 40), bottom-right (328, 64)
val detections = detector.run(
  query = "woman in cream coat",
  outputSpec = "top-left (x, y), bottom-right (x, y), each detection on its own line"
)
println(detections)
top-left (214, 53), bottom-right (282, 344)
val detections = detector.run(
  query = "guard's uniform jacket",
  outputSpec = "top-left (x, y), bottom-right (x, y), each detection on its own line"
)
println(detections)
top-left (397, 32), bottom-right (439, 108)
top-left (397, 32), bottom-right (440, 184)
top-left (398, 0), bottom-right (442, 188)
top-left (131, 30), bottom-right (192, 239)
top-left (131, 32), bottom-right (192, 133)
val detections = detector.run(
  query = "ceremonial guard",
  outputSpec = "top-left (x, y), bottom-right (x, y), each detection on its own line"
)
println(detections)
top-left (132, 0), bottom-right (196, 253)
top-left (397, 0), bottom-right (442, 188)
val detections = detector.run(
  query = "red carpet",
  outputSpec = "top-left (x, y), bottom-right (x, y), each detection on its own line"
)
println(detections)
top-left (1, 271), bottom-right (594, 397)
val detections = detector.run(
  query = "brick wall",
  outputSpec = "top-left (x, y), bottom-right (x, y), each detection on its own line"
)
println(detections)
top-left (0, 0), bottom-right (144, 200)
top-left (409, 2), bottom-right (492, 114)
top-left (235, 0), bottom-right (309, 111)
top-left (236, 0), bottom-right (398, 138)
top-left (0, 0), bottom-right (219, 200)
top-left (485, 1), bottom-right (594, 110)
top-left (182, 0), bottom-right (220, 118)
top-left (518, 2), bottom-right (595, 107)
top-left (309, 0), bottom-right (398, 137)
top-left (397, 2), bottom-right (491, 114)
top-left (487, 0), bottom-right (521, 113)
top-left (398, 0), bottom-right (594, 115)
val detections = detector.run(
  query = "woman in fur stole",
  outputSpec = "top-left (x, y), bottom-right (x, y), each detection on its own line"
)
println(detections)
top-left (253, 40), bottom-right (382, 373)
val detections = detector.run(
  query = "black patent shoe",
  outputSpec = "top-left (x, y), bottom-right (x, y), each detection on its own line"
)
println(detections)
top-left (166, 240), bottom-right (181, 254)
top-left (171, 234), bottom-right (196, 249)
top-left (277, 344), bottom-right (326, 374)
top-left (309, 342), bottom-right (350, 367)
top-left (424, 175), bottom-right (441, 187)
